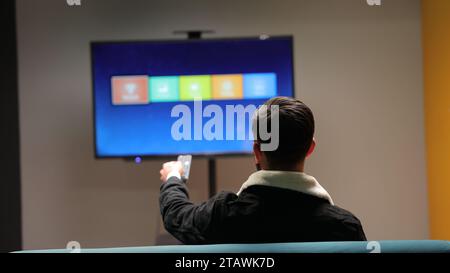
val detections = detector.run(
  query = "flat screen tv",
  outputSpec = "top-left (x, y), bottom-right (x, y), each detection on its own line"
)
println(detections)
top-left (91, 36), bottom-right (294, 158)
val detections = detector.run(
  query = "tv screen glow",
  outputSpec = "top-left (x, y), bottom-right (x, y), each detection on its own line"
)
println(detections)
top-left (91, 36), bottom-right (294, 157)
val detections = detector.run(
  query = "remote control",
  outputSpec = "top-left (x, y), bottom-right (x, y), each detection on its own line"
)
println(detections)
top-left (177, 155), bottom-right (192, 181)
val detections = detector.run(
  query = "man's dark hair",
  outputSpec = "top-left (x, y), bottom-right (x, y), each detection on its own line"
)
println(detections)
top-left (254, 97), bottom-right (315, 169)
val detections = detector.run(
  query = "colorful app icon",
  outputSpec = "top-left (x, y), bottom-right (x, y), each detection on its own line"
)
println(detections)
top-left (179, 75), bottom-right (212, 101)
top-left (149, 76), bottom-right (179, 102)
top-left (212, 74), bottom-right (243, 100)
top-left (111, 75), bottom-right (149, 105)
top-left (243, 73), bottom-right (277, 99)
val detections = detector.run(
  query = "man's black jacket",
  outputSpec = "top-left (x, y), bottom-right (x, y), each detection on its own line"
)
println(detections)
top-left (160, 176), bottom-right (366, 245)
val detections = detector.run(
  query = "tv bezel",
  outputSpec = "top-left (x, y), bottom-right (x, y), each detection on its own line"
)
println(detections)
top-left (90, 35), bottom-right (296, 160)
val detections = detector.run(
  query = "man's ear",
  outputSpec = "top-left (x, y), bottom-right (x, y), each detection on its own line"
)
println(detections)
top-left (306, 138), bottom-right (316, 158)
top-left (253, 141), bottom-right (262, 164)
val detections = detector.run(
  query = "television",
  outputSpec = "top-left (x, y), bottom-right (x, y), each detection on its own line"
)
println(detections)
top-left (91, 36), bottom-right (295, 158)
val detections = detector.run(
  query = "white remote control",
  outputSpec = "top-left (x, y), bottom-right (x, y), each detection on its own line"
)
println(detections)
top-left (177, 155), bottom-right (192, 181)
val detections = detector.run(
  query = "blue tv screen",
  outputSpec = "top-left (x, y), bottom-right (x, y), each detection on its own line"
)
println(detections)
top-left (91, 36), bottom-right (294, 157)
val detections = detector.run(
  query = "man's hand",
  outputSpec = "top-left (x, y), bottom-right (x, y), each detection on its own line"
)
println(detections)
top-left (160, 161), bottom-right (184, 182)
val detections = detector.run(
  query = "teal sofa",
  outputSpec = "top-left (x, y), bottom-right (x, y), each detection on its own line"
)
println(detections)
top-left (16, 240), bottom-right (450, 253)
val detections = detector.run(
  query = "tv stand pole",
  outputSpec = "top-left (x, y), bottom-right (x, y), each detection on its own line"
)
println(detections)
top-left (174, 30), bottom-right (217, 197)
top-left (207, 158), bottom-right (217, 197)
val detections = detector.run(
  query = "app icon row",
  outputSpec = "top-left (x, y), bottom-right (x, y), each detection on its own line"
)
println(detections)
top-left (111, 73), bottom-right (277, 105)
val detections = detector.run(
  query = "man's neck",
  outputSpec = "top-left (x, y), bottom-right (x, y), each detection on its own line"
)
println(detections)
top-left (263, 161), bottom-right (305, 173)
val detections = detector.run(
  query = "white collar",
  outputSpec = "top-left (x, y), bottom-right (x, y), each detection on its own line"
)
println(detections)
top-left (237, 170), bottom-right (334, 205)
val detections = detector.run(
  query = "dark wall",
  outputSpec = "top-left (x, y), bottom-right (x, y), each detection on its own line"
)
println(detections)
top-left (0, 0), bottom-right (22, 252)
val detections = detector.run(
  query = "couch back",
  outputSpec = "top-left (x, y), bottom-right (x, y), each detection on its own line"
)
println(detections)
top-left (15, 240), bottom-right (450, 253)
